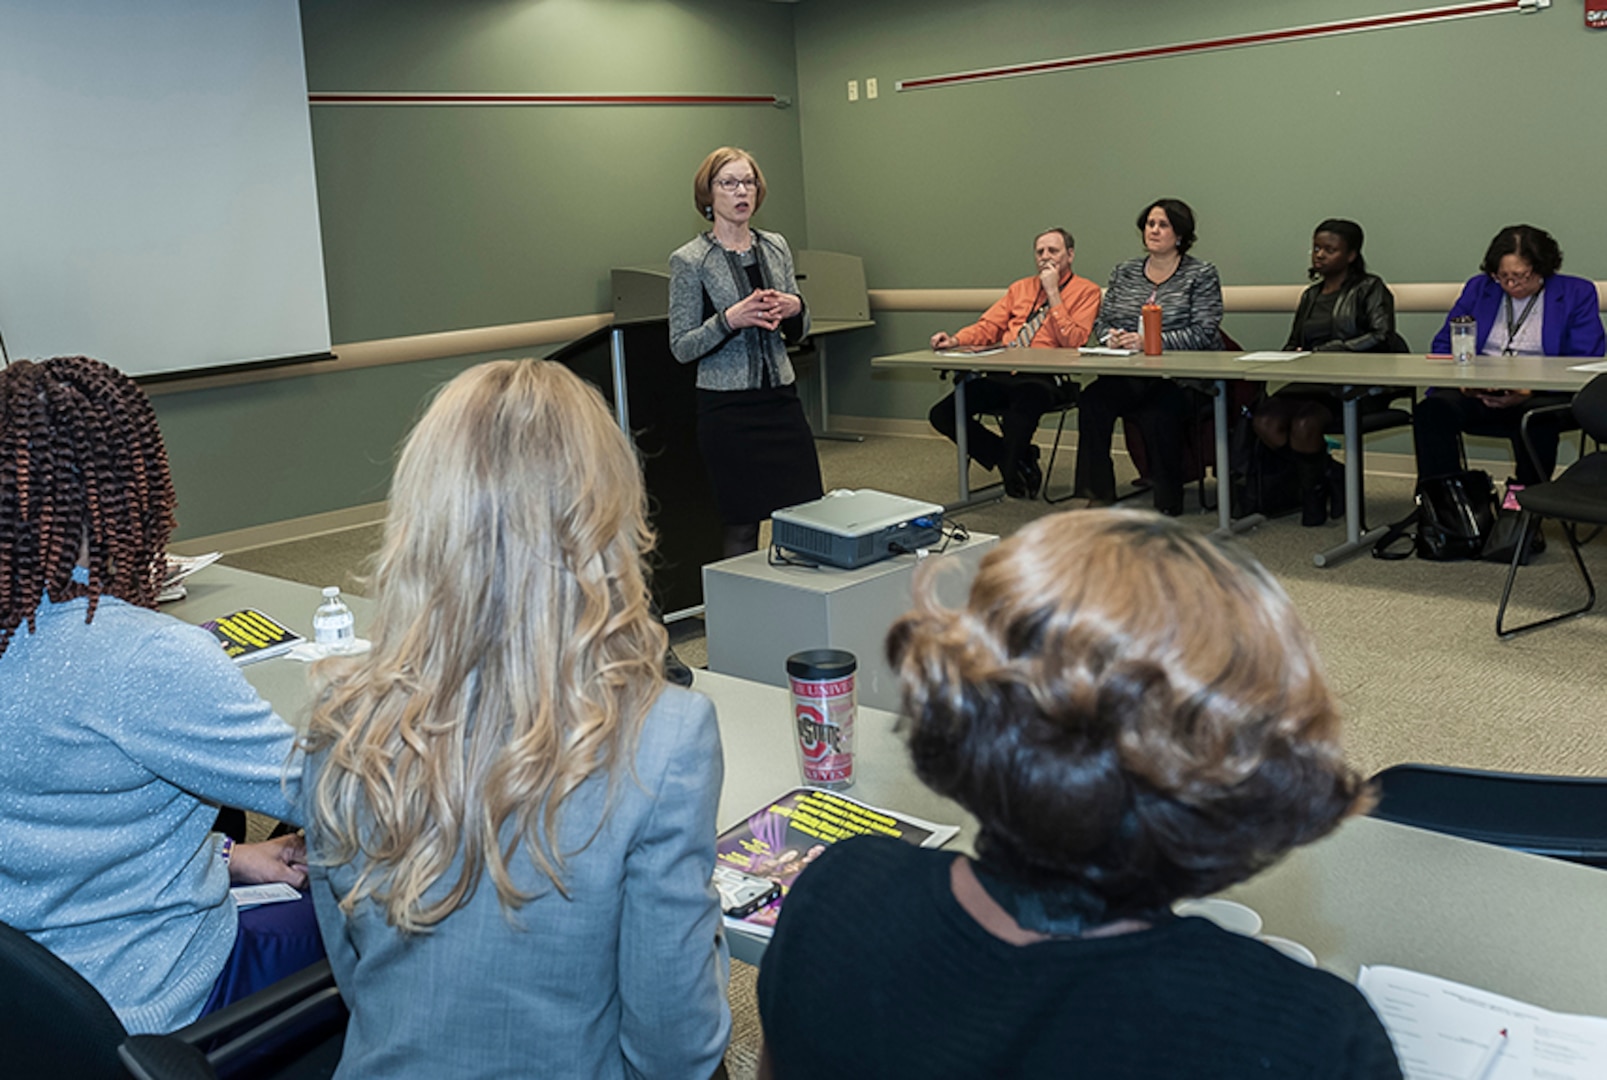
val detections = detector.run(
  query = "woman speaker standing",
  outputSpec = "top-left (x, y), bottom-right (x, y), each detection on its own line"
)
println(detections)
top-left (669, 147), bottom-right (824, 557)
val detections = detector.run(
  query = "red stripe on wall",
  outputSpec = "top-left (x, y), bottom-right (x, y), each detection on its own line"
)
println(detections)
top-left (898, 1), bottom-right (1530, 91)
top-left (308, 92), bottom-right (786, 107)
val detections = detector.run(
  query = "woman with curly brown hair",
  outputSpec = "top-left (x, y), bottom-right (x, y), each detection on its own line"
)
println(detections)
top-left (757, 510), bottom-right (1400, 1079)
top-left (0, 356), bottom-right (317, 1034)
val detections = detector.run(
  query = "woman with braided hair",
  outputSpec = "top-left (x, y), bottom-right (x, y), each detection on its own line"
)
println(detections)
top-left (0, 356), bottom-right (320, 1034)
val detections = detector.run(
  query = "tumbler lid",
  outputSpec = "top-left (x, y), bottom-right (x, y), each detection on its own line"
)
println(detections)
top-left (786, 649), bottom-right (857, 680)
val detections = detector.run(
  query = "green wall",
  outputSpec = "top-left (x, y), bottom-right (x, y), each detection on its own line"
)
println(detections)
top-left (792, 0), bottom-right (1607, 422)
top-left (159, 0), bottom-right (1607, 536)
top-left (160, 0), bottom-right (804, 538)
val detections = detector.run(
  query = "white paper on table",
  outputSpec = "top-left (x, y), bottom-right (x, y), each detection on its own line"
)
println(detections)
top-left (1357, 965), bottom-right (1607, 1079)
top-left (1566, 360), bottom-right (1607, 373)
top-left (1237, 351), bottom-right (1310, 362)
top-left (231, 883), bottom-right (302, 909)
top-left (1078, 346), bottom-right (1137, 357)
top-left (157, 551), bottom-right (224, 603)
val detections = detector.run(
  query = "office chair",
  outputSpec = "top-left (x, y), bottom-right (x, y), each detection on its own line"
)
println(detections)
top-left (1495, 372), bottom-right (1607, 637)
top-left (1369, 763), bottom-right (1607, 869)
top-left (965, 377), bottom-right (1079, 502)
top-left (0, 918), bottom-right (345, 1080)
top-left (1119, 330), bottom-right (1260, 512)
top-left (1317, 333), bottom-right (1415, 526)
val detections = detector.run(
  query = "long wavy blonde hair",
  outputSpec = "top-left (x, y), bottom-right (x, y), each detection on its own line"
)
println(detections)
top-left (304, 359), bottom-right (668, 933)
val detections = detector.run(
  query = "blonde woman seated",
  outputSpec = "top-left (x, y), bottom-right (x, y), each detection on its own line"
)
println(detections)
top-left (303, 360), bottom-right (730, 1078)
top-left (758, 510), bottom-right (1400, 1079)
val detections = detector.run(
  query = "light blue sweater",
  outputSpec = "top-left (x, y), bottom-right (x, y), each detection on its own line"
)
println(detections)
top-left (0, 595), bottom-right (301, 1033)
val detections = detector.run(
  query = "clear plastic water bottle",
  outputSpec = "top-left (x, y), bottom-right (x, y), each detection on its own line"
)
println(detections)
top-left (313, 586), bottom-right (356, 654)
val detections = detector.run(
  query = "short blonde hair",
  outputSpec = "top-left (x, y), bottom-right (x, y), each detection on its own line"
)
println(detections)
top-left (693, 146), bottom-right (767, 220)
top-left (305, 359), bottom-right (668, 933)
top-left (888, 509), bottom-right (1368, 914)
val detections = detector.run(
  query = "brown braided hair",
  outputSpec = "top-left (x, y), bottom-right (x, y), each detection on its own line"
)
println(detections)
top-left (0, 356), bottom-right (177, 657)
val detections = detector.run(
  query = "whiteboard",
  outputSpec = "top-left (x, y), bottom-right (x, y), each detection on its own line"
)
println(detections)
top-left (0, 0), bottom-right (331, 379)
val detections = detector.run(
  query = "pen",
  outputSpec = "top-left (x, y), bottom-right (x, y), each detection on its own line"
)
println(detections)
top-left (1465, 1028), bottom-right (1506, 1080)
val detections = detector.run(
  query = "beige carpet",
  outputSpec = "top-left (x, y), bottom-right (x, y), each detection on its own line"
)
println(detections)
top-left (219, 431), bottom-right (1607, 1079)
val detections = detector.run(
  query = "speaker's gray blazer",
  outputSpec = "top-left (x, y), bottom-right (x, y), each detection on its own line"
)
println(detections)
top-left (668, 229), bottom-right (809, 390)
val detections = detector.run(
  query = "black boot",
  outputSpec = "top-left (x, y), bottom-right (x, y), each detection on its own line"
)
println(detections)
top-left (1294, 450), bottom-right (1331, 527)
top-left (1004, 444), bottom-right (1043, 500)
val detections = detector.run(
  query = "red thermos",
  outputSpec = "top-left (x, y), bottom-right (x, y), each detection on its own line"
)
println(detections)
top-left (1141, 303), bottom-right (1162, 356)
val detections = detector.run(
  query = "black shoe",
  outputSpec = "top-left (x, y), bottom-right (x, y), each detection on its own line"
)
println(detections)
top-left (1292, 450), bottom-right (1332, 526)
top-left (1326, 459), bottom-right (1347, 520)
top-left (1005, 445), bottom-right (1043, 499)
top-left (664, 645), bottom-right (694, 688)
top-left (1300, 481), bottom-right (1328, 527)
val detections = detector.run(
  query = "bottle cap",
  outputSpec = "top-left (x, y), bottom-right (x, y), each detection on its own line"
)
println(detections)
top-left (786, 649), bottom-right (857, 680)
top-left (322, 586), bottom-right (340, 598)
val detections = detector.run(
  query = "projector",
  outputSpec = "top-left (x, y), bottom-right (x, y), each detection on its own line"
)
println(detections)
top-left (770, 489), bottom-right (945, 569)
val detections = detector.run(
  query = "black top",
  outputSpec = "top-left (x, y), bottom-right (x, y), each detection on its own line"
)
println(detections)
top-left (758, 837), bottom-right (1402, 1080)
top-left (1300, 289), bottom-right (1340, 349)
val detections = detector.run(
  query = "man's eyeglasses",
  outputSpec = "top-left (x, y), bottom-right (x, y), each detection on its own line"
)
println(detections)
top-left (713, 177), bottom-right (758, 193)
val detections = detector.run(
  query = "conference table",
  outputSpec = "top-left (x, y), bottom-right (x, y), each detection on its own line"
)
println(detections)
top-left (172, 565), bottom-right (1607, 1013)
top-left (875, 348), bottom-right (1606, 567)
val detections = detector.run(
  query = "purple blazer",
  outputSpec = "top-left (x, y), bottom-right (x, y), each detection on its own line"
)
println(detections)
top-left (1431, 272), bottom-right (1606, 357)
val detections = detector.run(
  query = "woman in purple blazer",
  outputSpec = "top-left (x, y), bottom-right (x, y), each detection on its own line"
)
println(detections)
top-left (1414, 224), bottom-right (1606, 485)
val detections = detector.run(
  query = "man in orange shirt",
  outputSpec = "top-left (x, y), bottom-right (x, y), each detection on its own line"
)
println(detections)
top-left (928, 228), bottom-right (1101, 498)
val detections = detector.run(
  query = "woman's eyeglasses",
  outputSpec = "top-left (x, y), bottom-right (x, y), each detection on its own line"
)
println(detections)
top-left (713, 177), bottom-right (758, 193)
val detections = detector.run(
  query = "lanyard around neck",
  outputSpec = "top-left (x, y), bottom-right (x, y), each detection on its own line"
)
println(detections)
top-left (1502, 291), bottom-right (1539, 356)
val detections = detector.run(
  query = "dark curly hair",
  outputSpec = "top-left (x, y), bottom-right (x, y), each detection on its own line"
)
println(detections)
top-left (0, 356), bottom-right (176, 657)
top-left (1137, 198), bottom-right (1198, 255)
top-left (886, 509), bottom-right (1369, 921)
top-left (1480, 224), bottom-right (1564, 279)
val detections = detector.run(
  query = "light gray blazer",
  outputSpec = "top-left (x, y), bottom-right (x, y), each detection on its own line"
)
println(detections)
top-left (668, 229), bottom-right (809, 390)
top-left (305, 686), bottom-right (730, 1079)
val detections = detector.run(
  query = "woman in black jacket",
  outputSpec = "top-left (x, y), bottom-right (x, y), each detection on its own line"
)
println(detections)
top-left (1253, 219), bottom-right (1404, 525)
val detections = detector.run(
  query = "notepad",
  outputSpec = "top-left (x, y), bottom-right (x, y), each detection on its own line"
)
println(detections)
top-left (1567, 360), bottom-right (1607, 373)
top-left (1077, 346), bottom-right (1137, 357)
top-left (1357, 965), bottom-right (1607, 1079)
top-left (1237, 351), bottom-right (1310, 362)
top-left (230, 883), bottom-right (302, 909)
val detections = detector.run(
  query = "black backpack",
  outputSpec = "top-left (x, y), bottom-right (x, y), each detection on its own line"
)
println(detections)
top-left (1373, 470), bottom-right (1498, 561)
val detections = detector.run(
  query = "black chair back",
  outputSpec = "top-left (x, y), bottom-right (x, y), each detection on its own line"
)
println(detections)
top-left (0, 918), bottom-right (129, 1078)
top-left (1370, 763), bottom-right (1607, 868)
top-left (1573, 372), bottom-right (1607, 444)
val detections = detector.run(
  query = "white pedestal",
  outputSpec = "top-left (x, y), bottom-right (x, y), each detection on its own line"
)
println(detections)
top-left (702, 534), bottom-right (998, 712)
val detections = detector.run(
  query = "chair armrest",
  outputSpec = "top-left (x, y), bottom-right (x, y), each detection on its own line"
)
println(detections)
top-left (1520, 401), bottom-right (1577, 481)
top-left (174, 960), bottom-right (338, 1049)
top-left (1339, 384), bottom-right (1413, 405)
top-left (118, 1035), bottom-right (216, 1080)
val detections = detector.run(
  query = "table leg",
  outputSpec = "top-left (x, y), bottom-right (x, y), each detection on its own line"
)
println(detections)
top-left (811, 337), bottom-right (862, 443)
top-left (946, 372), bottom-right (1003, 512)
top-left (1313, 391), bottom-right (1388, 567)
top-left (1210, 378), bottom-right (1263, 539)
